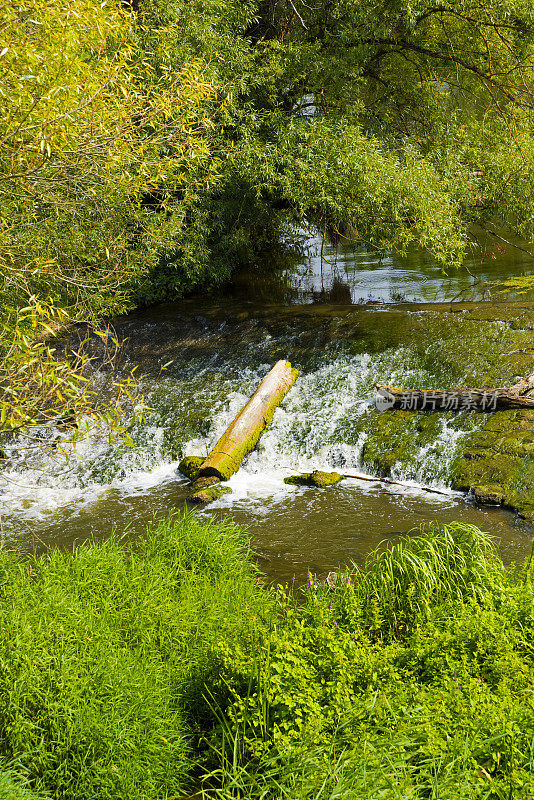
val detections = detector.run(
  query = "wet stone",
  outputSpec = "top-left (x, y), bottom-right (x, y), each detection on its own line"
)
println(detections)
top-left (451, 407), bottom-right (534, 521)
top-left (285, 470), bottom-right (343, 488)
top-left (189, 484), bottom-right (232, 504)
top-left (473, 485), bottom-right (504, 506)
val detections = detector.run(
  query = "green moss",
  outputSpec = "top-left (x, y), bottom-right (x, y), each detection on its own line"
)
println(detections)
top-left (451, 409), bottom-right (534, 519)
top-left (284, 470), bottom-right (343, 487)
top-left (360, 410), bottom-right (445, 477)
top-left (201, 363), bottom-right (299, 481)
top-left (190, 484), bottom-right (232, 504)
top-left (473, 485), bottom-right (504, 505)
top-left (190, 475), bottom-right (221, 492)
top-left (178, 456), bottom-right (205, 481)
top-left (340, 303), bottom-right (534, 517)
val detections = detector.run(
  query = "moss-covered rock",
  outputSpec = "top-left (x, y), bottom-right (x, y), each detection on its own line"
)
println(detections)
top-left (473, 485), bottom-right (504, 505)
top-left (359, 409), bottom-right (447, 479)
top-left (189, 484), bottom-right (232, 504)
top-left (284, 470), bottom-right (343, 487)
top-left (451, 408), bottom-right (534, 520)
top-left (178, 456), bottom-right (205, 481)
top-left (345, 304), bottom-right (534, 519)
top-left (189, 475), bottom-right (220, 492)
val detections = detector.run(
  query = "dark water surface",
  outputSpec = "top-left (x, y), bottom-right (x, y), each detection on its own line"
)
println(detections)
top-left (227, 228), bottom-right (534, 305)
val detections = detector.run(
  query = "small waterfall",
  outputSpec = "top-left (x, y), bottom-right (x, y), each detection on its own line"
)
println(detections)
top-left (182, 349), bottom-right (476, 510)
top-left (0, 315), bottom-right (483, 534)
top-left (0, 420), bottom-right (179, 522)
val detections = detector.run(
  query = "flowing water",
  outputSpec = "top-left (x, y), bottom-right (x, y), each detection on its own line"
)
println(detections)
top-left (228, 227), bottom-right (534, 305)
top-left (2, 232), bottom-right (534, 582)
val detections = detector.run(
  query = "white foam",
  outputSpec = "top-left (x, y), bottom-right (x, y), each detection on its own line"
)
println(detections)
top-left (0, 348), bottom-right (478, 524)
top-left (187, 353), bottom-right (473, 514)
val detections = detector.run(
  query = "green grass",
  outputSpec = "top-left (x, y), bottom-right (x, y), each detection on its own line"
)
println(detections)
top-left (0, 768), bottom-right (43, 800)
top-left (0, 511), bottom-right (270, 800)
top-left (202, 524), bottom-right (534, 799)
top-left (1, 516), bottom-right (534, 799)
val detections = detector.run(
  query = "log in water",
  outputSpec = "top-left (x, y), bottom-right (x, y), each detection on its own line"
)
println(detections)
top-left (199, 359), bottom-right (300, 481)
top-left (376, 367), bottom-right (534, 412)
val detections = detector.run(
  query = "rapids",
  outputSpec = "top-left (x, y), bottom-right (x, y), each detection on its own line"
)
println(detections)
top-left (2, 232), bottom-right (534, 581)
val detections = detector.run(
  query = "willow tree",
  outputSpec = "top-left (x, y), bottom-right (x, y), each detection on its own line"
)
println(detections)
top-left (225, 0), bottom-right (534, 266)
top-left (0, 0), bottom-right (223, 437)
top-left (2, 0), bottom-right (534, 438)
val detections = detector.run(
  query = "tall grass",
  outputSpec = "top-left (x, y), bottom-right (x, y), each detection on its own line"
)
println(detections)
top-left (0, 768), bottom-right (42, 800)
top-left (331, 522), bottom-right (505, 637)
top-left (0, 511), bottom-right (270, 800)
top-left (0, 517), bottom-right (533, 799)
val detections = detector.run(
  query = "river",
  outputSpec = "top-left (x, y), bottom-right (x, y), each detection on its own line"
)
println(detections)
top-left (2, 231), bottom-right (534, 582)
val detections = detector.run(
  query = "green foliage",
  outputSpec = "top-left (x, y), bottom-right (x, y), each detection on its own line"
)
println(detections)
top-left (2, 516), bottom-right (534, 798)
top-left (0, 769), bottom-right (44, 800)
top-left (4, 0), bottom-right (534, 313)
top-left (0, 511), bottom-right (269, 800)
top-left (3, 0), bottom-right (534, 433)
top-left (1, 0), bottom-right (224, 315)
top-left (0, 303), bottom-right (145, 441)
top-left (332, 521), bottom-right (504, 637)
top-left (204, 523), bottom-right (534, 798)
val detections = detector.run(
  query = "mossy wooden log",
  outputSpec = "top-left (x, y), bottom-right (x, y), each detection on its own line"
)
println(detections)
top-left (190, 483), bottom-right (232, 504)
top-left (199, 360), bottom-right (299, 481)
top-left (178, 456), bottom-right (205, 481)
top-left (376, 368), bottom-right (534, 412)
top-left (189, 475), bottom-right (220, 493)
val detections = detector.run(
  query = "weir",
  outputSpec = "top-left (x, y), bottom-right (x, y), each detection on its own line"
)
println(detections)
top-left (3, 232), bottom-right (534, 577)
top-left (1, 294), bottom-right (532, 580)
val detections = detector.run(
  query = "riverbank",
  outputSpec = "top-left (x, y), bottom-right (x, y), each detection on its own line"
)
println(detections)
top-left (1, 513), bottom-right (534, 798)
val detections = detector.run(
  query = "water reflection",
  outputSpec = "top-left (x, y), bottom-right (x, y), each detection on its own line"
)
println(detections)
top-left (226, 227), bottom-right (534, 305)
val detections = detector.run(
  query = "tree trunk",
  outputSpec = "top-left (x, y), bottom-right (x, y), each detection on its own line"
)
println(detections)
top-left (375, 369), bottom-right (534, 412)
top-left (199, 360), bottom-right (299, 480)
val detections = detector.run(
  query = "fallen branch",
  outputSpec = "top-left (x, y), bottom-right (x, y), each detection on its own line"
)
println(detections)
top-left (284, 468), bottom-right (453, 497)
top-left (341, 471), bottom-right (452, 497)
top-left (375, 367), bottom-right (534, 412)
